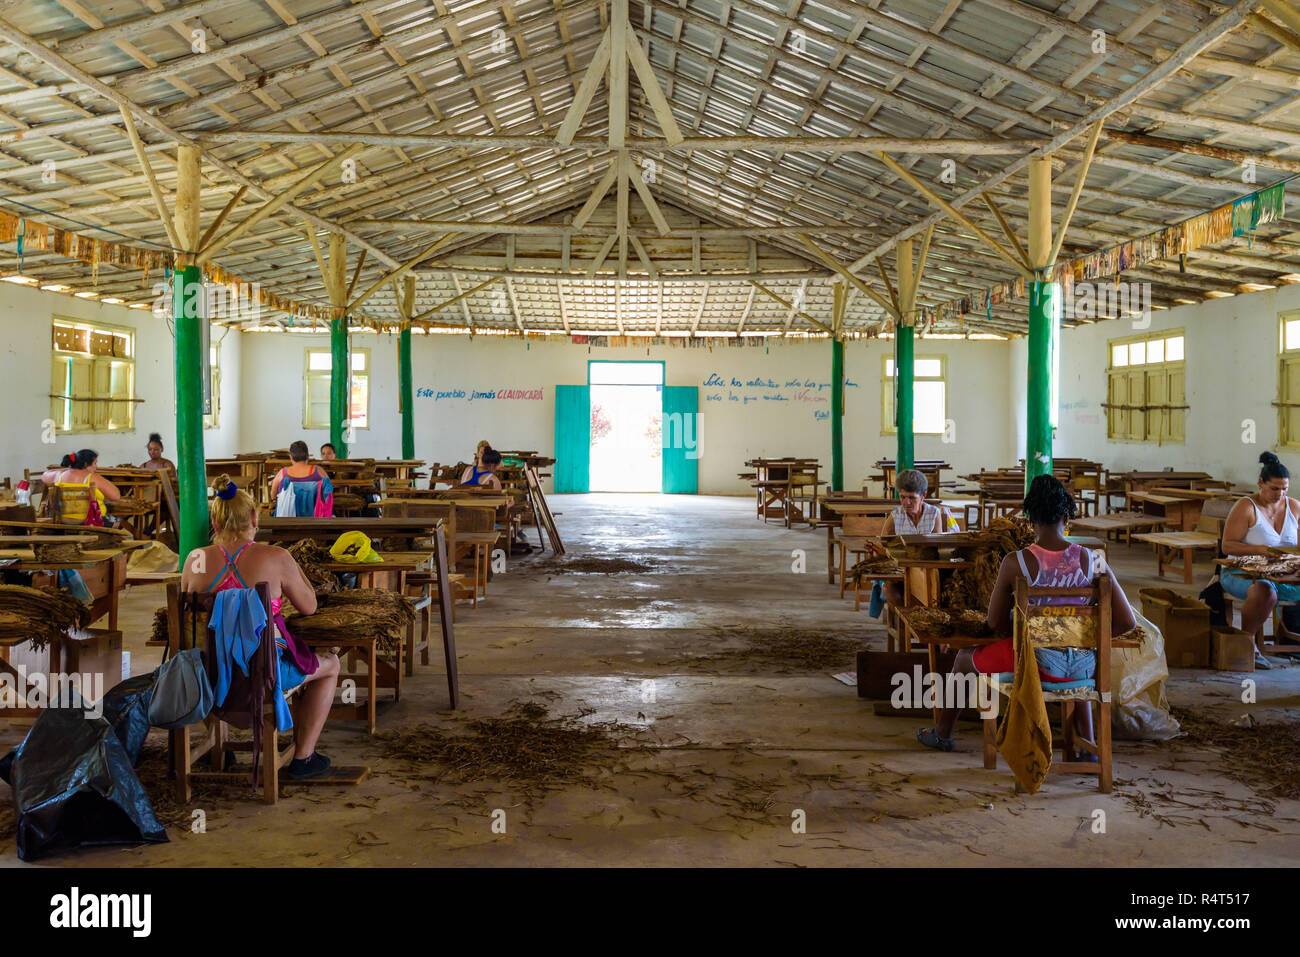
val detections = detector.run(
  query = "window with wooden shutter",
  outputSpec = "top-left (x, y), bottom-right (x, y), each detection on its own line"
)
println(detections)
top-left (1105, 329), bottom-right (1184, 443)
top-left (50, 318), bottom-right (136, 433)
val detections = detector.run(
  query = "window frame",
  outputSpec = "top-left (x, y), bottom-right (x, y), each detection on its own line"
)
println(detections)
top-left (1278, 312), bottom-right (1300, 448)
top-left (204, 341), bottom-right (221, 430)
top-left (50, 316), bottom-right (137, 434)
top-left (881, 353), bottom-right (948, 436)
top-left (1105, 328), bottom-right (1185, 445)
top-left (303, 346), bottom-right (370, 431)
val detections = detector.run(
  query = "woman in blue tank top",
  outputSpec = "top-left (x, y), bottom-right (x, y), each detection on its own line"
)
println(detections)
top-left (459, 447), bottom-right (503, 490)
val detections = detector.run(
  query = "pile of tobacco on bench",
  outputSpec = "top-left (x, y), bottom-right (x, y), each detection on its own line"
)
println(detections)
top-left (0, 585), bottom-right (91, 649)
top-left (285, 588), bottom-right (414, 653)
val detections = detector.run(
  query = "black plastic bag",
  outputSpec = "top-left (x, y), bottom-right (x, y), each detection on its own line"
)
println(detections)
top-left (99, 671), bottom-right (157, 765)
top-left (0, 690), bottom-right (167, 861)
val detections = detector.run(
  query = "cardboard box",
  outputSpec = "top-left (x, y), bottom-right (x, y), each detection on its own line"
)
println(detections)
top-left (1140, 587), bottom-right (1211, 667)
top-left (60, 628), bottom-right (124, 700)
top-left (1212, 626), bottom-right (1255, 672)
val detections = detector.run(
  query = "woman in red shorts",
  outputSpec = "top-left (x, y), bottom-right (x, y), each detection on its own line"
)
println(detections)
top-left (916, 474), bottom-right (1137, 754)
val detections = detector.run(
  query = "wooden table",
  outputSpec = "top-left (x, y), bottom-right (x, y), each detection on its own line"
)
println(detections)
top-left (1, 547), bottom-right (133, 629)
top-left (1132, 530), bottom-right (1219, 583)
top-left (746, 458), bottom-right (820, 527)
top-left (1128, 491), bottom-right (1204, 532)
top-left (1068, 512), bottom-right (1169, 546)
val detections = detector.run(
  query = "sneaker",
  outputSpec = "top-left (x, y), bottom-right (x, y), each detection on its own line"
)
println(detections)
top-left (1254, 651), bottom-right (1272, 670)
top-left (286, 752), bottom-right (333, 780)
top-left (916, 727), bottom-right (955, 752)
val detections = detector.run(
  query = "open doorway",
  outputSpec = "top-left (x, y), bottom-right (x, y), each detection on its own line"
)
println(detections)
top-left (588, 361), bottom-right (663, 492)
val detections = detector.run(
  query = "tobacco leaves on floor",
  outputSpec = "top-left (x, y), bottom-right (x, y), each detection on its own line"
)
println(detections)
top-left (667, 625), bottom-right (871, 674)
top-left (533, 555), bottom-right (660, 574)
top-left (1168, 707), bottom-right (1300, 801)
top-left (379, 701), bottom-right (647, 795)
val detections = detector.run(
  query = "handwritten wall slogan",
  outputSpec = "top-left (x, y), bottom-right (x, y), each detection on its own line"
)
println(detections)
top-left (702, 373), bottom-right (859, 420)
top-left (418, 387), bottom-right (545, 402)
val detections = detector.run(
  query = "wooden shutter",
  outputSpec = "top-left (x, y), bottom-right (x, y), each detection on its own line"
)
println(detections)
top-left (1167, 368), bottom-right (1186, 442)
top-left (1284, 358), bottom-right (1300, 446)
top-left (1145, 369), bottom-right (1167, 443)
top-left (1126, 370), bottom-right (1145, 440)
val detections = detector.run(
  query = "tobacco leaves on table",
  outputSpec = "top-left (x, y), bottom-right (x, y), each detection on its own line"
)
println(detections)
top-left (941, 517), bottom-right (1035, 612)
top-left (286, 588), bottom-right (415, 654)
top-left (0, 585), bottom-right (91, 649)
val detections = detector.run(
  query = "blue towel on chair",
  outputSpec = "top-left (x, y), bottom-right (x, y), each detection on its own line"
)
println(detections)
top-left (208, 589), bottom-right (268, 708)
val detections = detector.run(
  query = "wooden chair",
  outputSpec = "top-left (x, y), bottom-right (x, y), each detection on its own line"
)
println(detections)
top-left (167, 581), bottom-right (303, 805)
top-left (980, 576), bottom-right (1116, 793)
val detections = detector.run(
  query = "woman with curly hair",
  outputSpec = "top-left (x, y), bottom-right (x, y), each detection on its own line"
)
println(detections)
top-left (916, 474), bottom-right (1136, 754)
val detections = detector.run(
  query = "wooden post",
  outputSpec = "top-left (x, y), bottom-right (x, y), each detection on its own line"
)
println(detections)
top-left (172, 144), bottom-right (208, 562)
top-left (328, 233), bottom-right (349, 457)
top-left (1026, 155), bottom-right (1058, 489)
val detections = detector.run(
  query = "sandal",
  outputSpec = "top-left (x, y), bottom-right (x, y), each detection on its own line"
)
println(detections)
top-left (916, 727), bottom-right (954, 752)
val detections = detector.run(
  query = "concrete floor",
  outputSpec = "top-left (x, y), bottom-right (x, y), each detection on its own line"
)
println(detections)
top-left (3, 493), bottom-right (1299, 867)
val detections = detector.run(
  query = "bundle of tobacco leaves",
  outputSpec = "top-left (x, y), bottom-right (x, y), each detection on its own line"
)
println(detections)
top-left (941, 516), bottom-right (1035, 611)
top-left (286, 588), bottom-right (414, 654)
top-left (332, 493), bottom-right (366, 512)
top-left (286, 538), bottom-right (338, 595)
top-left (848, 554), bottom-right (901, 583)
top-left (31, 540), bottom-right (86, 562)
top-left (0, 585), bottom-right (92, 649)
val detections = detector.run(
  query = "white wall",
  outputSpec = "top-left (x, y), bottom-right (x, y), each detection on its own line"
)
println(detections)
top-left (1012, 284), bottom-right (1300, 486)
top-left (236, 331), bottom-right (1014, 495)
top-left (0, 282), bottom-right (242, 483)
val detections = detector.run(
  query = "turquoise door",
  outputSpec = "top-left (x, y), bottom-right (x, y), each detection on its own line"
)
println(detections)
top-left (554, 385), bottom-right (590, 492)
top-left (661, 385), bottom-right (699, 494)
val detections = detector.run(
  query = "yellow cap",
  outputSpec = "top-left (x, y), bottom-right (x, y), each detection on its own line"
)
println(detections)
top-left (329, 530), bottom-right (383, 564)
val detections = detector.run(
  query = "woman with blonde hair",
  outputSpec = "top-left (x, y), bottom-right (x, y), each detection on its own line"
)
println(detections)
top-left (180, 475), bottom-right (340, 779)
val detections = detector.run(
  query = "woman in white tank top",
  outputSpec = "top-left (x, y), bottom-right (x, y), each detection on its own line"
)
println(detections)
top-left (1221, 452), bottom-right (1300, 667)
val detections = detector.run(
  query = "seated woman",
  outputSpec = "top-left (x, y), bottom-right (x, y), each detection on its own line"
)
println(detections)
top-left (42, 449), bottom-right (121, 525)
top-left (271, 441), bottom-right (334, 516)
top-left (917, 474), bottom-right (1136, 754)
top-left (319, 443), bottom-right (337, 461)
top-left (1219, 452), bottom-right (1300, 669)
top-left (139, 433), bottom-right (176, 474)
top-left (181, 476), bottom-right (340, 780)
top-left (874, 468), bottom-right (959, 611)
top-left (459, 447), bottom-right (503, 490)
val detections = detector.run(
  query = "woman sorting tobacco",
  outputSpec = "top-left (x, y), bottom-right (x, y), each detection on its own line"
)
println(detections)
top-left (1218, 452), bottom-right (1300, 669)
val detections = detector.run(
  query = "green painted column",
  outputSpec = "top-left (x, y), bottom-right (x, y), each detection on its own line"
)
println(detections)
top-left (895, 323), bottom-right (914, 474)
top-left (399, 322), bottom-right (415, 460)
top-left (173, 265), bottom-right (208, 559)
top-left (830, 336), bottom-right (844, 492)
top-left (330, 315), bottom-right (349, 458)
top-left (1025, 280), bottom-right (1060, 488)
